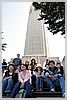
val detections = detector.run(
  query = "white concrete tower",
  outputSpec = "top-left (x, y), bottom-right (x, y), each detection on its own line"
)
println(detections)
top-left (24, 5), bottom-right (47, 56)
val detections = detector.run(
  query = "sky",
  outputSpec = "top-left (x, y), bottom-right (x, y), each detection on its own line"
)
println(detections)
top-left (2, 2), bottom-right (65, 63)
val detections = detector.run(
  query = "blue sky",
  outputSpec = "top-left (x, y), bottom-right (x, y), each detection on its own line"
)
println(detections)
top-left (2, 2), bottom-right (32, 61)
top-left (2, 2), bottom-right (65, 62)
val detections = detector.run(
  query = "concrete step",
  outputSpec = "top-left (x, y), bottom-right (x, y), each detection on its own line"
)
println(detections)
top-left (2, 91), bottom-right (62, 98)
top-left (32, 88), bottom-right (50, 92)
top-left (32, 91), bottom-right (62, 97)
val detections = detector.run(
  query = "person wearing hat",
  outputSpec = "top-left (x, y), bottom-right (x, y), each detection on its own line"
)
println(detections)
top-left (10, 64), bottom-right (32, 98)
top-left (35, 64), bottom-right (43, 91)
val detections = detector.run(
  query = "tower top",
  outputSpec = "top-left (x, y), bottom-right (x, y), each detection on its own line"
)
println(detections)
top-left (29, 5), bottom-right (37, 15)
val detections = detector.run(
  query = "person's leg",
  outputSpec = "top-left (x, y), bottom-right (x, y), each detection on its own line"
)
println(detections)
top-left (2, 78), bottom-right (8, 94)
top-left (10, 81), bottom-right (21, 98)
top-left (24, 80), bottom-right (32, 97)
top-left (45, 76), bottom-right (55, 92)
top-left (36, 77), bottom-right (40, 91)
top-left (53, 78), bottom-right (60, 86)
top-left (58, 77), bottom-right (65, 96)
top-left (5, 78), bottom-right (14, 92)
top-left (40, 76), bottom-right (44, 91)
top-left (31, 74), bottom-right (36, 90)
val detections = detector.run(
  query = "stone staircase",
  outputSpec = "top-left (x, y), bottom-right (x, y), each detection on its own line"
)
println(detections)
top-left (32, 87), bottom-right (62, 97)
top-left (2, 91), bottom-right (62, 98)
top-left (2, 85), bottom-right (62, 98)
top-left (2, 79), bottom-right (63, 98)
top-left (32, 91), bottom-right (62, 97)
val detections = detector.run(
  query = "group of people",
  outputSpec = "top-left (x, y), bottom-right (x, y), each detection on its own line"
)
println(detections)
top-left (2, 54), bottom-right (65, 97)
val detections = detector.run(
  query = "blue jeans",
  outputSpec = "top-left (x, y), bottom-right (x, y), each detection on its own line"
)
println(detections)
top-left (2, 78), bottom-right (14, 94)
top-left (54, 77), bottom-right (65, 95)
top-left (24, 80), bottom-right (32, 97)
top-left (10, 80), bottom-right (32, 98)
top-left (36, 76), bottom-right (43, 91)
top-left (45, 76), bottom-right (65, 95)
top-left (10, 81), bottom-right (21, 98)
top-left (45, 77), bottom-right (55, 90)
top-left (31, 74), bottom-right (36, 89)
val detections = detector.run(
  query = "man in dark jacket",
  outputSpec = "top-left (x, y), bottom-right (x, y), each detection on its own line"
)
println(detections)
top-left (12, 54), bottom-right (22, 69)
top-left (45, 60), bottom-right (65, 97)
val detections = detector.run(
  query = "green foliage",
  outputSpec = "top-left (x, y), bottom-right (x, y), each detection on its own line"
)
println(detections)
top-left (2, 43), bottom-right (7, 51)
top-left (32, 2), bottom-right (65, 35)
top-left (2, 32), bottom-right (7, 51)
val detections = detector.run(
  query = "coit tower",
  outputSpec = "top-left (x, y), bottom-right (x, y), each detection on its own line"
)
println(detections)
top-left (24, 5), bottom-right (48, 56)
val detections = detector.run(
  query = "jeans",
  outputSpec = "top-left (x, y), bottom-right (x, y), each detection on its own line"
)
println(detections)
top-left (36, 76), bottom-right (43, 91)
top-left (2, 78), bottom-right (14, 94)
top-left (55, 76), bottom-right (65, 95)
top-left (10, 81), bottom-right (21, 98)
top-left (31, 74), bottom-right (36, 89)
top-left (45, 76), bottom-right (65, 95)
top-left (10, 80), bottom-right (32, 98)
top-left (45, 77), bottom-right (55, 90)
top-left (24, 80), bottom-right (32, 97)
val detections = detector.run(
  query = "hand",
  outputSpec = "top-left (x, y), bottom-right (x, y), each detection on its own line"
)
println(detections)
top-left (2, 73), bottom-right (5, 78)
top-left (20, 84), bottom-right (24, 88)
top-left (49, 75), bottom-right (54, 78)
top-left (37, 76), bottom-right (40, 78)
top-left (4, 77), bottom-right (9, 80)
top-left (20, 83), bottom-right (24, 88)
top-left (54, 74), bottom-right (58, 77)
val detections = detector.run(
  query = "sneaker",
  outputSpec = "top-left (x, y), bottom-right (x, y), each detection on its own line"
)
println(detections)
top-left (40, 88), bottom-right (42, 91)
top-left (5, 90), bottom-right (11, 94)
top-left (50, 88), bottom-right (55, 92)
top-left (62, 93), bottom-right (65, 97)
top-left (36, 89), bottom-right (39, 91)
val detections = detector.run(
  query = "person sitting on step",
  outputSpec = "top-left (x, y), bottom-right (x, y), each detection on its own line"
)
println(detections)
top-left (2, 63), bottom-right (15, 95)
top-left (44, 60), bottom-right (65, 97)
top-left (10, 64), bottom-right (32, 98)
top-left (35, 64), bottom-right (43, 91)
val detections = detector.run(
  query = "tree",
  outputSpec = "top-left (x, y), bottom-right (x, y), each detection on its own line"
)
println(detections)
top-left (2, 43), bottom-right (7, 51)
top-left (2, 32), bottom-right (7, 51)
top-left (32, 2), bottom-right (65, 36)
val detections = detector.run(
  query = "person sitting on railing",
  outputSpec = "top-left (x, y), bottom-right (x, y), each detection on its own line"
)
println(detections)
top-left (44, 60), bottom-right (65, 97)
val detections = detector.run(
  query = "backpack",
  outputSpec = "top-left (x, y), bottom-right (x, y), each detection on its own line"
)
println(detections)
top-left (15, 89), bottom-right (27, 98)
